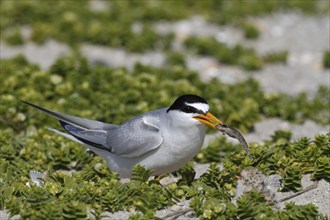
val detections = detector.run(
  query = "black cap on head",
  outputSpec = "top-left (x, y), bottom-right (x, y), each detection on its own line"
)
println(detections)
top-left (167, 94), bottom-right (208, 114)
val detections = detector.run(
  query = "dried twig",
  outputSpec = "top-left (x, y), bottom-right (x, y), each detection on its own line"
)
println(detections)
top-left (161, 207), bottom-right (194, 220)
top-left (279, 181), bottom-right (319, 202)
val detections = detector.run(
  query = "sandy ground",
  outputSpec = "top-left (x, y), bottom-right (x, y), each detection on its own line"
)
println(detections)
top-left (0, 12), bottom-right (329, 219)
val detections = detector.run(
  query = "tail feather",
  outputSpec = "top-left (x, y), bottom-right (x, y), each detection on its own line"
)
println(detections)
top-left (23, 101), bottom-right (114, 153)
top-left (22, 101), bottom-right (115, 130)
top-left (59, 120), bottom-right (110, 151)
top-left (47, 127), bottom-right (83, 144)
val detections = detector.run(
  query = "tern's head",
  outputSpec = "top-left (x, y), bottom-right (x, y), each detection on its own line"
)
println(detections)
top-left (167, 94), bottom-right (223, 129)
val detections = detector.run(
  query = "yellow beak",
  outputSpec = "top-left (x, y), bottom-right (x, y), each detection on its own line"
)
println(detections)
top-left (193, 112), bottom-right (223, 129)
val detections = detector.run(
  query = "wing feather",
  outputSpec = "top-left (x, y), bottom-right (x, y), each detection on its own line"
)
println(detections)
top-left (24, 101), bottom-right (164, 158)
top-left (106, 113), bottom-right (163, 157)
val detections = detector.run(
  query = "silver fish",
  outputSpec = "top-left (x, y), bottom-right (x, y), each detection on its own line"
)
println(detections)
top-left (216, 124), bottom-right (252, 159)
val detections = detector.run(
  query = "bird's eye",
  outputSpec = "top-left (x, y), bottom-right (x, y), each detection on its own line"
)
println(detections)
top-left (184, 105), bottom-right (196, 113)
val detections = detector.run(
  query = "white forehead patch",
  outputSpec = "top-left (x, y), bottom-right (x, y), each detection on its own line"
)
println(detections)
top-left (186, 102), bottom-right (209, 113)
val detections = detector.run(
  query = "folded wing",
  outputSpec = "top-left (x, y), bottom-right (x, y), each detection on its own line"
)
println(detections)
top-left (23, 101), bottom-right (163, 158)
top-left (105, 113), bottom-right (164, 157)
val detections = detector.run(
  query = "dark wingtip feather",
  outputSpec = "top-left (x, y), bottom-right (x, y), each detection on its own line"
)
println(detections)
top-left (59, 120), bottom-right (111, 152)
top-left (21, 100), bottom-right (47, 111)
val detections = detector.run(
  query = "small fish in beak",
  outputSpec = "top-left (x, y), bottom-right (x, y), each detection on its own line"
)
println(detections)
top-left (216, 124), bottom-right (252, 160)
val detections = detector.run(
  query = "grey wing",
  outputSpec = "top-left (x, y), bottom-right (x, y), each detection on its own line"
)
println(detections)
top-left (60, 111), bottom-right (164, 157)
top-left (24, 101), bottom-right (164, 158)
top-left (106, 113), bottom-right (164, 157)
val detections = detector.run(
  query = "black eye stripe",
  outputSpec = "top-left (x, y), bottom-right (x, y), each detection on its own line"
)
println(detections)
top-left (196, 109), bottom-right (206, 115)
top-left (186, 106), bottom-right (194, 111)
top-left (182, 105), bottom-right (205, 114)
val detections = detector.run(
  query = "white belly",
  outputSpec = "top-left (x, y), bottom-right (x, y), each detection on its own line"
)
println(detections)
top-left (139, 124), bottom-right (206, 175)
top-left (97, 124), bottom-right (206, 178)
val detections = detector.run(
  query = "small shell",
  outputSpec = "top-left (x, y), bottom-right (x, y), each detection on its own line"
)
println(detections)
top-left (29, 170), bottom-right (45, 187)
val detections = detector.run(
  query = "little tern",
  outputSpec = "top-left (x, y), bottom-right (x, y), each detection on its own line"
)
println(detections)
top-left (23, 94), bottom-right (224, 178)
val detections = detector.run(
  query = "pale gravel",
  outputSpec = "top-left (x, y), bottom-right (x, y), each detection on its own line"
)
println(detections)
top-left (0, 40), bottom-right (70, 70)
top-left (247, 12), bottom-right (330, 54)
top-left (80, 44), bottom-right (166, 71)
top-left (154, 15), bottom-right (243, 46)
top-left (251, 64), bottom-right (329, 97)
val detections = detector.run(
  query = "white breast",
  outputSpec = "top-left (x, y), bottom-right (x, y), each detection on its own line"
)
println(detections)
top-left (138, 112), bottom-right (206, 175)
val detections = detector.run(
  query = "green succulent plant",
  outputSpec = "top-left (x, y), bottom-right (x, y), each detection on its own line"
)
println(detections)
top-left (243, 23), bottom-right (260, 39)
top-left (323, 51), bottom-right (330, 68)
top-left (184, 37), bottom-right (263, 70)
top-left (263, 51), bottom-right (289, 64)
top-left (280, 166), bottom-right (303, 192)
